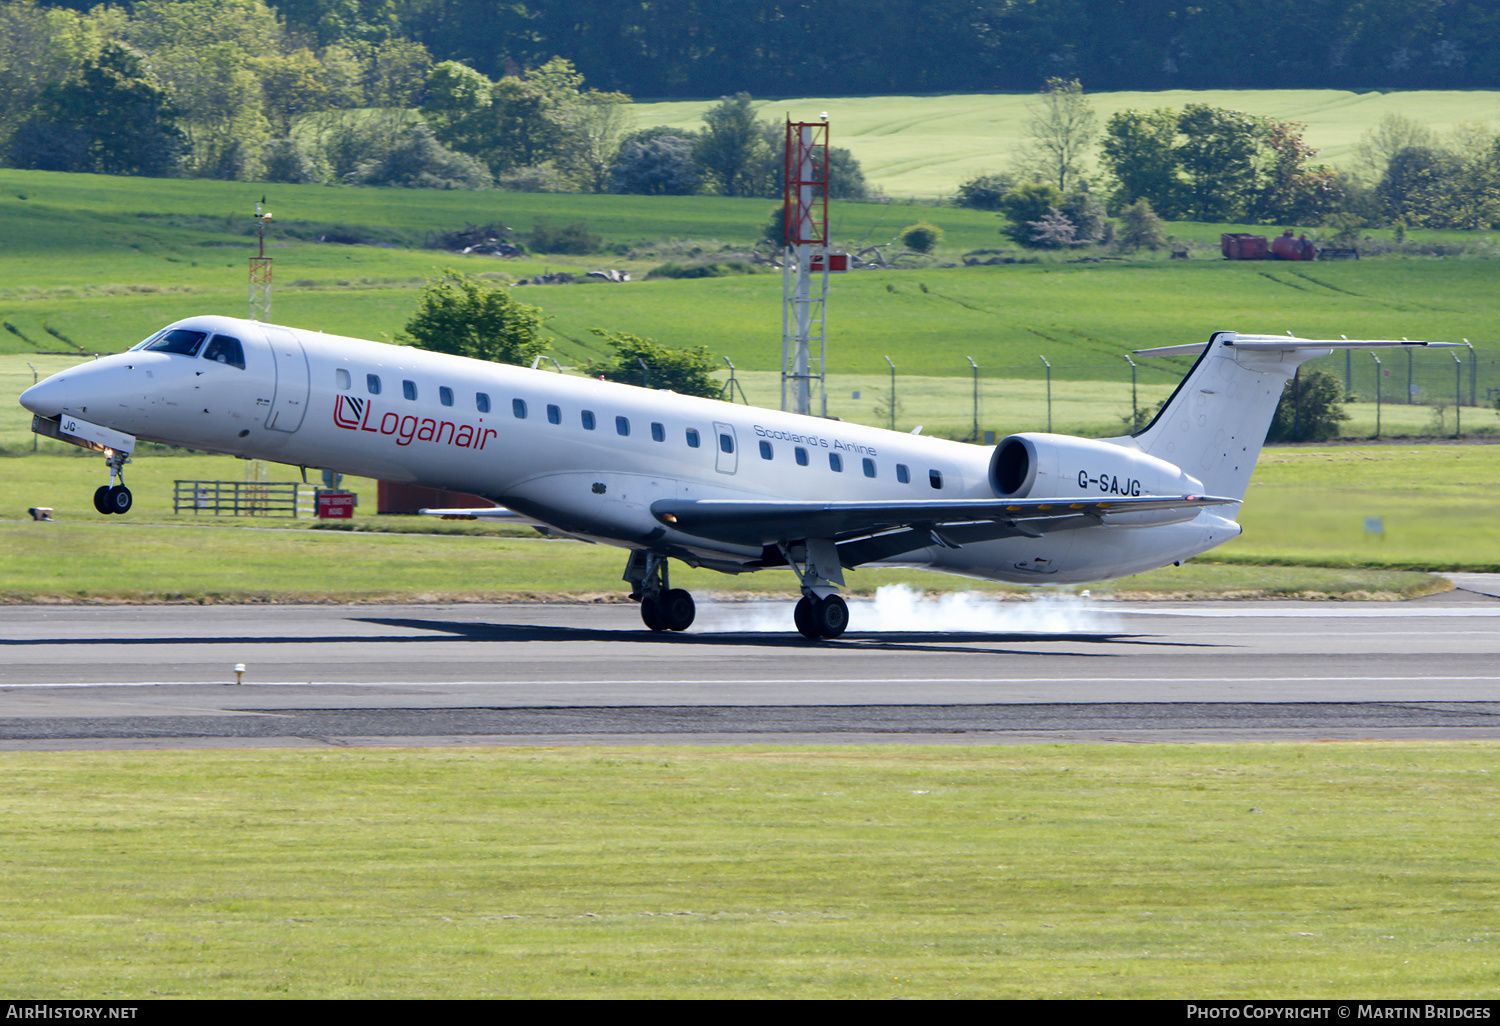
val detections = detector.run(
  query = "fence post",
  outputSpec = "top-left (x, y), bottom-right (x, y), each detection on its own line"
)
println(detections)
top-left (883, 356), bottom-right (896, 431)
top-left (1039, 355), bottom-right (1052, 433)
top-left (965, 356), bottom-right (979, 442)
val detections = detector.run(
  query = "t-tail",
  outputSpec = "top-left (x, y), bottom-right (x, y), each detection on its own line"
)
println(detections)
top-left (1119, 331), bottom-right (1457, 504)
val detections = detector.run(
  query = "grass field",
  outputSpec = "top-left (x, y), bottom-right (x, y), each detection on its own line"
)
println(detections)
top-left (0, 447), bottom-right (1482, 601)
top-left (3, 743), bottom-right (1497, 999)
top-left (633, 89), bottom-right (1500, 200)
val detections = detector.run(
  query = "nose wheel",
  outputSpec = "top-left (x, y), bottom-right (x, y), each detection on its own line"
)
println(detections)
top-left (93, 485), bottom-right (133, 515)
top-left (93, 451), bottom-right (133, 515)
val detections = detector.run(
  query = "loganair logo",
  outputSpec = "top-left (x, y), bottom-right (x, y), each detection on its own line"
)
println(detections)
top-left (333, 395), bottom-right (497, 450)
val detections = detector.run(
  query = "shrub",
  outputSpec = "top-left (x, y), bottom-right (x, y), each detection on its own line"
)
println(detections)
top-left (899, 220), bottom-right (945, 254)
top-left (528, 219), bottom-right (600, 254)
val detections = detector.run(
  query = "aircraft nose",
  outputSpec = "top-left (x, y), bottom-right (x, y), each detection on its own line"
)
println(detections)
top-left (19, 375), bottom-right (70, 418)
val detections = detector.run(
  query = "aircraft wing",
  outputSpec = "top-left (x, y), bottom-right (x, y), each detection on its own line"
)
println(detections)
top-left (650, 493), bottom-right (1234, 549)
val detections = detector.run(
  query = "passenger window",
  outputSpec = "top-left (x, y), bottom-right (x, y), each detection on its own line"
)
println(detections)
top-left (829, 453), bottom-right (843, 472)
top-left (513, 398), bottom-right (527, 419)
top-left (440, 386), bottom-right (455, 407)
top-left (476, 392), bottom-right (491, 413)
top-left (203, 335), bottom-right (245, 369)
top-left (335, 369), bottom-right (351, 391)
top-left (144, 329), bottom-right (207, 357)
top-left (403, 380), bottom-right (417, 401)
top-left (759, 440), bottom-right (773, 460)
top-left (795, 447), bottom-right (809, 466)
top-left (582, 410), bottom-right (596, 430)
top-left (863, 457), bottom-right (876, 478)
top-left (719, 432), bottom-right (734, 454)
top-left (929, 470), bottom-right (943, 489)
top-left (686, 428), bottom-right (700, 448)
top-left (616, 416), bottom-right (630, 436)
top-left (366, 374), bottom-right (381, 395)
top-left (896, 463), bottom-right (910, 484)
top-left (547, 404), bottom-right (561, 425)
top-left (651, 422), bottom-right (665, 442)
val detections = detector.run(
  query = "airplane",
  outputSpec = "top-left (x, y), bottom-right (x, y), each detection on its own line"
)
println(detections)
top-left (19, 315), bottom-right (1453, 639)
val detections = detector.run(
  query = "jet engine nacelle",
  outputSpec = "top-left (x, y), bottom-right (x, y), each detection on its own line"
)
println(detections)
top-left (990, 433), bottom-right (1207, 505)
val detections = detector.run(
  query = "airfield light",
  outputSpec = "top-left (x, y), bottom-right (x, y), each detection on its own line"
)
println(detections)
top-left (234, 663), bottom-right (246, 685)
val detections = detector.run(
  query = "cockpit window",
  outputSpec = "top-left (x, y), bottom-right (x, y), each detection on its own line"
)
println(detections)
top-left (202, 334), bottom-right (245, 369)
top-left (143, 329), bottom-right (207, 357)
top-left (130, 329), bottom-right (168, 351)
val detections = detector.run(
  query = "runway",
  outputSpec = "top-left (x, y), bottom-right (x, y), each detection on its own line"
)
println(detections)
top-left (2, 588), bottom-right (1498, 748)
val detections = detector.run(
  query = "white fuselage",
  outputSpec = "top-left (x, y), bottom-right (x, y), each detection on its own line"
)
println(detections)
top-left (20, 315), bottom-right (1240, 586)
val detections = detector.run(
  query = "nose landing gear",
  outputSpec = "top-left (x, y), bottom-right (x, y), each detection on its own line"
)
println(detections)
top-left (93, 451), bottom-right (132, 515)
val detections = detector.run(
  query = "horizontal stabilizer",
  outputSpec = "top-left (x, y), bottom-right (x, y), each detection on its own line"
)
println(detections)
top-left (652, 494), bottom-right (1234, 546)
top-left (1135, 335), bottom-right (1461, 358)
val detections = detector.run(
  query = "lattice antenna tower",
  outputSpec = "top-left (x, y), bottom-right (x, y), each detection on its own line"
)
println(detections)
top-left (249, 197), bottom-right (272, 322)
top-left (781, 117), bottom-right (831, 417)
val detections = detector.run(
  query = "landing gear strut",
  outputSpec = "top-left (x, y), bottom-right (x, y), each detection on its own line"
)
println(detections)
top-left (781, 538), bottom-right (849, 640)
top-left (624, 550), bottom-right (695, 633)
top-left (93, 451), bottom-right (132, 515)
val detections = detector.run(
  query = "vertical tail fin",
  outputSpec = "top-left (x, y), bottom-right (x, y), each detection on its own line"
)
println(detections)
top-left (1123, 332), bottom-right (1452, 503)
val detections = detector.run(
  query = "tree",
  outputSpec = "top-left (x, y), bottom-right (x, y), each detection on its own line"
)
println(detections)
top-left (999, 182), bottom-right (1063, 245)
top-left (1266, 370), bottom-right (1347, 443)
top-left (350, 123), bottom-right (491, 188)
top-left (552, 87), bottom-right (634, 192)
top-left (1353, 113), bottom-right (1438, 184)
top-left (609, 130), bottom-right (700, 195)
top-left (696, 93), bottom-right (768, 198)
top-left (1116, 198), bottom-right (1167, 251)
top-left (261, 135), bottom-right (324, 182)
top-left (1247, 119), bottom-right (1342, 224)
top-left (953, 173), bottom-right (1014, 211)
top-left (11, 42), bottom-right (184, 177)
top-left (590, 329), bottom-right (719, 399)
top-left (899, 221), bottom-right (944, 254)
top-left (0, 0), bottom-right (96, 155)
top-left (1100, 108), bottom-right (1182, 216)
top-left (397, 270), bottom-right (549, 366)
top-left (1015, 77), bottom-right (1096, 194)
top-left (1175, 104), bottom-right (1261, 221)
top-left (119, 0), bottom-right (283, 179)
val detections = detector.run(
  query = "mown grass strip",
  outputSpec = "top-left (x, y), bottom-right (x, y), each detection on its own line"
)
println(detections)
top-left (2, 743), bottom-right (1497, 998)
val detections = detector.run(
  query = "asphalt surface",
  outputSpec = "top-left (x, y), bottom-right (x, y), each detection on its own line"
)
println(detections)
top-left (2, 586), bottom-right (1498, 748)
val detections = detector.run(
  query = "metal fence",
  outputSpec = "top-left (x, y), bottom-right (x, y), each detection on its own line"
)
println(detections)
top-left (173, 480), bottom-right (311, 517)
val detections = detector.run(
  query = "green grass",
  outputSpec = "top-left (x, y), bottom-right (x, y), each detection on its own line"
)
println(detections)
top-left (0, 449), bottom-right (1465, 601)
top-left (3, 743), bottom-right (1498, 998)
top-left (1225, 445), bottom-right (1500, 571)
top-left (635, 89), bottom-right (1500, 200)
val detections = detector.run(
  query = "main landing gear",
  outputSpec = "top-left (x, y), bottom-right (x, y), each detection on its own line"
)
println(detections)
top-left (781, 538), bottom-right (849, 641)
top-left (625, 550), bottom-right (696, 633)
top-left (793, 593), bottom-right (849, 641)
top-left (93, 451), bottom-right (132, 515)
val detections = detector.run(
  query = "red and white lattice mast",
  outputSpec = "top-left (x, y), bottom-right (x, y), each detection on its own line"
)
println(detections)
top-left (249, 198), bottom-right (272, 321)
top-left (782, 117), bottom-right (833, 416)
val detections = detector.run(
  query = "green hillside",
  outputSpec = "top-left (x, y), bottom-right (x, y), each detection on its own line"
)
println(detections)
top-left (2, 153), bottom-right (1497, 444)
top-left (634, 89), bottom-right (1500, 200)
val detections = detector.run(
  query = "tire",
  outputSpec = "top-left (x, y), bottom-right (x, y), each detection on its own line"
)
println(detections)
top-left (640, 596), bottom-right (667, 632)
top-left (662, 589), bottom-right (696, 632)
top-left (814, 594), bottom-right (849, 639)
top-left (794, 596), bottom-right (820, 640)
top-left (106, 485), bottom-right (133, 515)
top-left (94, 485), bottom-right (114, 515)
